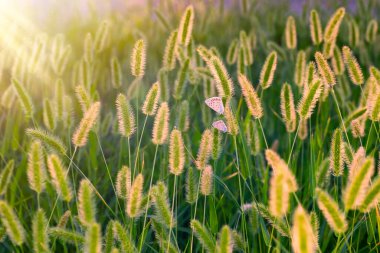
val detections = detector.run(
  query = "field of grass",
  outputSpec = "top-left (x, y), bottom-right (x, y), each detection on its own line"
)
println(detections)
top-left (0, 0), bottom-right (380, 252)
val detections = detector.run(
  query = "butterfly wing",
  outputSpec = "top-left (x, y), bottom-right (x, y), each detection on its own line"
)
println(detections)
top-left (212, 120), bottom-right (228, 133)
top-left (205, 97), bottom-right (224, 114)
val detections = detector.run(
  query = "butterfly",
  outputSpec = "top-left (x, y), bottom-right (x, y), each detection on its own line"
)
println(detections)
top-left (212, 120), bottom-right (228, 133)
top-left (205, 97), bottom-right (224, 115)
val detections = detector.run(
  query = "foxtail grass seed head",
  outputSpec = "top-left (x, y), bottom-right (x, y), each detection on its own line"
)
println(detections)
top-left (294, 50), bottom-right (306, 87)
top-left (225, 105), bottom-right (239, 136)
top-left (142, 82), bottom-right (160, 115)
top-left (240, 31), bottom-right (253, 65)
top-left (310, 9), bottom-right (323, 45)
top-left (359, 176), bottom-right (380, 212)
top-left (79, 58), bottom-right (92, 89)
top-left (280, 83), bottom-right (296, 132)
top-left (12, 78), bottom-right (34, 118)
top-left (47, 154), bottom-right (73, 202)
top-left (48, 227), bottom-right (85, 245)
top-left (78, 179), bottom-right (96, 225)
top-left (217, 225), bottom-right (233, 253)
top-left (238, 73), bottom-right (263, 118)
top-left (33, 209), bottom-right (49, 253)
top-left (43, 99), bottom-right (56, 131)
top-left (58, 210), bottom-right (71, 228)
top-left (169, 129), bottom-right (185, 175)
top-left (131, 39), bottom-right (146, 78)
top-left (116, 94), bottom-right (135, 137)
top-left (348, 147), bottom-right (366, 180)
top-left (178, 100), bottom-right (190, 132)
top-left (72, 102), bottom-right (101, 147)
top-left (351, 117), bottom-right (366, 138)
top-left (226, 39), bottom-right (239, 65)
top-left (265, 149), bottom-right (298, 192)
top-left (348, 20), bottom-right (360, 48)
top-left (331, 47), bottom-right (345, 75)
top-left (207, 55), bottom-right (234, 98)
top-left (237, 44), bottom-right (247, 76)
top-left (94, 20), bottom-right (110, 53)
top-left (298, 119), bottom-right (308, 140)
top-left (269, 173), bottom-right (290, 218)
top-left (370, 66), bottom-right (380, 84)
top-left (55, 79), bottom-right (64, 121)
top-left (29, 34), bottom-right (46, 74)
top-left (305, 61), bottom-right (318, 87)
top-left (366, 19), bottom-right (378, 43)
top-left (27, 141), bottom-right (47, 194)
top-left (253, 203), bottom-right (290, 237)
top-left (343, 158), bottom-right (374, 210)
top-left (0, 201), bottom-right (25, 245)
top-left (127, 173), bottom-right (144, 218)
top-left (310, 211), bottom-right (320, 247)
top-left (200, 165), bottom-right (213, 196)
top-left (196, 129), bottom-right (213, 170)
top-left (158, 68), bottom-right (170, 101)
top-left (152, 102), bottom-right (170, 145)
top-left (329, 129), bottom-right (345, 176)
top-left (190, 219), bottom-right (216, 253)
top-left (322, 38), bottom-right (336, 59)
top-left (113, 221), bottom-right (137, 252)
top-left (324, 7), bottom-right (345, 42)
top-left (116, 166), bottom-right (131, 199)
top-left (342, 46), bottom-right (364, 85)
top-left (316, 188), bottom-right (347, 233)
top-left (0, 160), bottom-right (14, 196)
top-left (297, 79), bottom-right (323, 120)
top-left (259, 51), bottom-right (277, 89)
top-left (367, 92), bottom-right (380, 122)
top-left (212, 128), bottom-right (222, 160)
top-left (186, 167), bottom-right (198, 204)
top-left (110, 57), bottom-right (122, 89)
top-left (151, 181), bottom-right (176, 228)
top-left (84, 223), bottom-right (102, 253)
top-left (163, 30), bottom-right (178, 70)
top-left (246, 120), bottom-right (261, 155)
top-left (315, 52), bottom-right (336, 87)
top-left (177, 5), bottom-right (194, 46)
top-left (197, 45), bottom-right (213, 63)
top-left (291, 205), bottom-right (317, 253)
top-left (285, 16), bottom-right (297, 49)
top-left (173, 58), bottom-right (190, 100)
top-left (75, 85), bottom-right (92, 113)
top-left (26, 128), bottom-right (67, 155)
